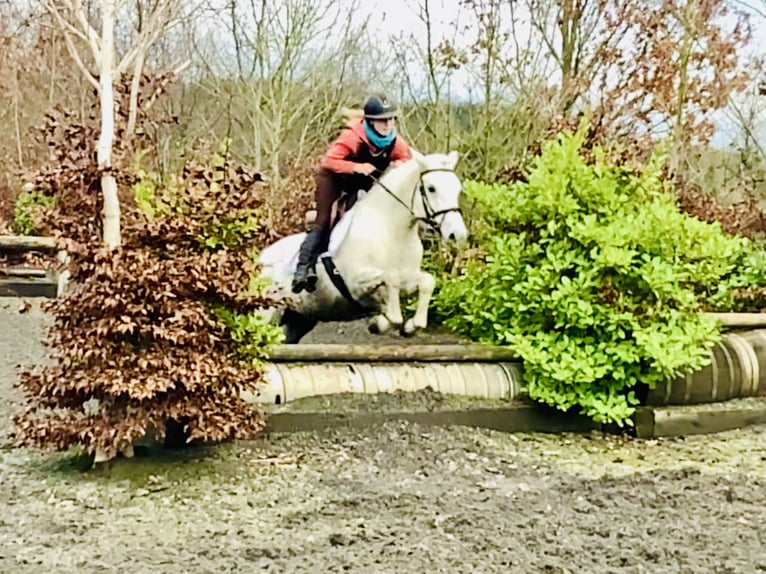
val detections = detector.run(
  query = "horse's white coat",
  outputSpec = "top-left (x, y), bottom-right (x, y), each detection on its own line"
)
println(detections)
top-left (258, 150), bottom-right (467, 342)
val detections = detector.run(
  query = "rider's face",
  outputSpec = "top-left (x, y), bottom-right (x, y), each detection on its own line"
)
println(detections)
top-left (371, 118), bottom-right (395, 135)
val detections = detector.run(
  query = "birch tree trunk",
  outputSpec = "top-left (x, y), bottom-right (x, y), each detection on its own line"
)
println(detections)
top-left (98, 0), bottom-right (121, 249)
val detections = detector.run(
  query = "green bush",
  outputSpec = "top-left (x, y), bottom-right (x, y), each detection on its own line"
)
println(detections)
top-left (212, 305), bottom-right (284, 368)
top-left (433, 128), bottom-right (752, 425)
top-left (13, 190), bottom-right (55, 235)
top-left (705, 244), bottom-right (766, 312)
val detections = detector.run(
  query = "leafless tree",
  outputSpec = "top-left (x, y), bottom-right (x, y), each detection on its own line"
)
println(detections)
top-left (188, 0), bottom-right (385, 199)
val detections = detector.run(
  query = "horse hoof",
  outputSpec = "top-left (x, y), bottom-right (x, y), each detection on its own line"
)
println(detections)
top-left (402, 319), bottom-right (417, 337)
top-left (368, 315), bottom-right (392, 334)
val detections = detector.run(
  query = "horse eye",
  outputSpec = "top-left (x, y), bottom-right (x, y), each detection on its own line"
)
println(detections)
top-left (427, 185), bottom-right (436, 193)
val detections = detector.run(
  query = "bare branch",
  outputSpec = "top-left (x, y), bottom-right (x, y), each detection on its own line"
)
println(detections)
top-left (116, 6), bottom-right (186, 77)
top-left (61, 27), bottom-right (100, 89)
top-left (68, 0), bottom-right (102, 60)
top-left (44, 1), bottom-right (90, 45)
top-left (730, 0), bottom-right (766, 19)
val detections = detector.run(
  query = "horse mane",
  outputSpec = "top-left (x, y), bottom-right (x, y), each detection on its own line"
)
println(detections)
top-left (340, 107), bottom-right (364, 127)
top-left (372, 156), bottom-right (422, 198)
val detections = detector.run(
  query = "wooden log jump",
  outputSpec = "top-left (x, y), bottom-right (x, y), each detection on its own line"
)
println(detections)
top-left (0, 235), bottom-right (69, 297)
top-left (268, 344), bottom-right (520, 362)
top-left (706, 313), bottom-right (766, 328)
top-left (253, 330), bottom-right (766, 407)
top-left (0, 235), bottom-right (58, 252)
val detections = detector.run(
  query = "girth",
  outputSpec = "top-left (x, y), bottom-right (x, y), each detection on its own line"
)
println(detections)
top-left (320, 255), bottom-right (368, 313)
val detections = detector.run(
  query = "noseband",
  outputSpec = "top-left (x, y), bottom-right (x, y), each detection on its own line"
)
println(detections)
top-left (372, 168), bottom-right (462, 234)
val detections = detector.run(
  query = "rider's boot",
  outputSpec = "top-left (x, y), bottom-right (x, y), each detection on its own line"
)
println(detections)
top-left (292, 227), bottom-right (326, 293)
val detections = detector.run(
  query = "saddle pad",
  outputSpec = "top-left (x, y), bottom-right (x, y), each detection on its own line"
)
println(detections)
top-left (325, 203), bottom-right (357, 257)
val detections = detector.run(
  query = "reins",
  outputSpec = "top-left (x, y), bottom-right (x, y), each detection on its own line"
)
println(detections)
top-left (370, 167), bottom-right (462, 233)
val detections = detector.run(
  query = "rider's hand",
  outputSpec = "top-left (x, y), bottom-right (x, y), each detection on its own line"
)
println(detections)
top-left (353, 163), bottom-right (377, 176)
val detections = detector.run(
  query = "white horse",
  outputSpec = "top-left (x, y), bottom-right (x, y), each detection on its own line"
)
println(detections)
top-left (257, 149), bottom-right (468, 343)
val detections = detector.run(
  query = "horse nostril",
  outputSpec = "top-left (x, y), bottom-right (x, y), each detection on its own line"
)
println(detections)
top-left (448, 232), bottom-right (456, 242)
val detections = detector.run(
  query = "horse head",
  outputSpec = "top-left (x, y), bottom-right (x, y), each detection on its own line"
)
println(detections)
top-left (409, 149), bottom-right (468, 244)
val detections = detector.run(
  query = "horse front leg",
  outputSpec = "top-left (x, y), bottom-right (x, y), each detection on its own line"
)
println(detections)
top-left (403, 271), bottom-right (435, 336)
top-left (347, 267), bottom-right (398, 335)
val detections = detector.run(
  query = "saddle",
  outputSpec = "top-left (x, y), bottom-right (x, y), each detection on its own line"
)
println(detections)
top-left (304, 189), bottom-right (362, 231)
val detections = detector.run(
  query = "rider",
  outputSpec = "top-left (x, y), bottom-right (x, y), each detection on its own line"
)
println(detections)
top-left (291, 92), bottom-right (413, 294)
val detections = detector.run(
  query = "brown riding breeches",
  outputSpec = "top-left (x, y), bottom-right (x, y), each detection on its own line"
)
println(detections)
top-left (314, 169), bottom-right (374, 231)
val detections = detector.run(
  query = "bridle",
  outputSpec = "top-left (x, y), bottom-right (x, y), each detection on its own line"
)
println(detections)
top-left (371, 168), bottom-right (462, 234)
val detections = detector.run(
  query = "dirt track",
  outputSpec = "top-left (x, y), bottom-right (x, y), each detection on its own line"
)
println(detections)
top-left (2, 299), bottom-right (766, 573)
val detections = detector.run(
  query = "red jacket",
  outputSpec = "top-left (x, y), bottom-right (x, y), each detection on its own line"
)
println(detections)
top-left (320, 119), bottom-right (412, 174)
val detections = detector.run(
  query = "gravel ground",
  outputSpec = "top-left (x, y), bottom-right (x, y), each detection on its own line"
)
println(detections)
top-left (2, 298), bottom-right (766, 574)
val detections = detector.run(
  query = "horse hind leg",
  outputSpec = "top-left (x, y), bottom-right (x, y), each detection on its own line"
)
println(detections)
top-left (356, 273), bottom-right (426, 337)
top-left (364, 279), bottom-right (403, 335)
top-left (280, 309), bottom-right (317, 344)
top-left (368, 314), bottom-right (393, 334)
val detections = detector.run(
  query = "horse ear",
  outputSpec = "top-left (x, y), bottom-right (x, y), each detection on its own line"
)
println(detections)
top-left (447, 150), bottom-right (460, 169)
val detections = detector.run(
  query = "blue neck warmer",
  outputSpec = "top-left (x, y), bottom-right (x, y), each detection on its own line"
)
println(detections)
top-left (364, 120), bottom-right (396, 149)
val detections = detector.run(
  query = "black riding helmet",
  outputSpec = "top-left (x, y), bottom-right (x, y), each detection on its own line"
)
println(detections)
top-left (363, 93), bottom-right (398, 120)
